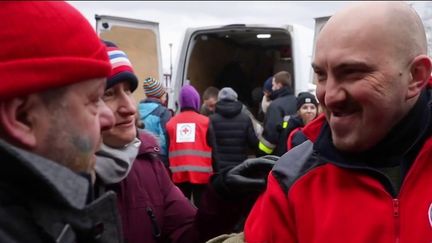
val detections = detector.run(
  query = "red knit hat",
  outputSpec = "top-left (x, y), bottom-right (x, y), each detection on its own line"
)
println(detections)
top-left (0, 2), bottom-right (111, 100)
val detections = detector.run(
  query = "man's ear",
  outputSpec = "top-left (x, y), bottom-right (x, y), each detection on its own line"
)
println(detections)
top-left (407, 55), bottom-right (432, 100)
top-left (0, 96), bottom-right (38, 148)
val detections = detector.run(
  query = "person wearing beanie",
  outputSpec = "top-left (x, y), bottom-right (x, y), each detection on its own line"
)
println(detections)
top-left (97, 52), bottom-right (277, 242)
top-left (0, 2), bottom-right (123, 242)
top-left (96, 43), bottom-right (216, 243)
top-left (143, 77), bottom-right (166, 99)
top-left (274, 91), bottom-right (319, 156)
top-left (138, 76), bottom-right (171, 167)
top-left (104, 40), bottom-right (138, 92)
top-left (180, 84), bottom-right (202, 111)
top-left (210, 87), bottom-right (258, 173)
top-left (218, 87), bottom-right (238, 101)
top-left (166, 84), bottom-right (219, 207)
top-left (296, 92), bottom-right (319, 125)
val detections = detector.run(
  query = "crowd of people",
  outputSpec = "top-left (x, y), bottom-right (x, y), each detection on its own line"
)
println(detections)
top-left (2, 1), bottom-right (432, 243)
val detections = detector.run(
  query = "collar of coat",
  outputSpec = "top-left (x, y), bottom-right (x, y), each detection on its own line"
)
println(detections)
top-left (0, 139), bottom-right (90, 209)
top-left (303, 88), bottom-right (432, 169)
top-left (269, 86), bottom-right (293, 100)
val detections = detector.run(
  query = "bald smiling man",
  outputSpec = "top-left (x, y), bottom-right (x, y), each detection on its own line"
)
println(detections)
top-left (244, 2), bottom-right (432, 242)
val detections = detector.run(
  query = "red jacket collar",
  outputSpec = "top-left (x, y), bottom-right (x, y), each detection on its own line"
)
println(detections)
top-left (302, 113), bottom-right (326, 143)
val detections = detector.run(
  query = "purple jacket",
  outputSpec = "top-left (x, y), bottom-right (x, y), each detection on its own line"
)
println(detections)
top-left (113, 130), bottom-right (244, 243)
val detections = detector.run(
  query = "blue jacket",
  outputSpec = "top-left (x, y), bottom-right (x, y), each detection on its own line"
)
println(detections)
top-left (138, 98), bottom-right (172, 166)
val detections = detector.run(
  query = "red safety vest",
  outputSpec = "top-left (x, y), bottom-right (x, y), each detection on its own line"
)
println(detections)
top-left (166, 110), bottom-right (213, 184)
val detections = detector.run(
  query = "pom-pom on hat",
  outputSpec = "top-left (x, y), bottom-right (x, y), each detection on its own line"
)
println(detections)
top-left (143, 77), bottom-right (166, 98)
top-left (104, 41), bottom-right (138, 92)
top-left (0, 2), bottom-right (111, 100)
top-left (296, 92), bottom-right (318, 110)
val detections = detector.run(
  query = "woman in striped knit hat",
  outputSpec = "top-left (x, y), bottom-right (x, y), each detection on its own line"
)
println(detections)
top-left (95, 40), bottom-right (266, 243)
top-left (138, 76), bottom-right (172, 168)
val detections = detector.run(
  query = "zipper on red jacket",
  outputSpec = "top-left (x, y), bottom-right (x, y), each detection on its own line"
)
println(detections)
top-left (393, 198), bottom-right (400, 243)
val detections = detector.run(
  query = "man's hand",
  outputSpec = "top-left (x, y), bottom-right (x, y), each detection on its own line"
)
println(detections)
top-left (212, 156), bottom-right (279, 199)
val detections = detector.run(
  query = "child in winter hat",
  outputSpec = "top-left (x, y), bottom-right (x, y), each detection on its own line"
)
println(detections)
top-left (143, 77), bottom-right (166, 99)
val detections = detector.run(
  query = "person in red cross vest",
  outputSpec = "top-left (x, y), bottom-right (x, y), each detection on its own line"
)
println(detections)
top-left (166, 84), bottom-right (218, 208)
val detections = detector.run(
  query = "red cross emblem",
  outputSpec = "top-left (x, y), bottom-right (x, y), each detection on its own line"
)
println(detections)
top-left (182, 126), bottom-right (190, 135)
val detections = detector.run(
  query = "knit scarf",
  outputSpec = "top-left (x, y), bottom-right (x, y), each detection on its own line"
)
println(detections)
top-left (95, 138), bottom-right (141, 184)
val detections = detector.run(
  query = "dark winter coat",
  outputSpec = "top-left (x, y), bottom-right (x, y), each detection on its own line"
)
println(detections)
top-left (97, 130), bottom-right (245, 243)
top-left (0, 139), bottom-right (122, 243)
top-left (259, 87), bottom-right (297, 154)
top-left (210, 100), bottom-right (258, 171)
top-left (275, 115), bottom-right (304, 156)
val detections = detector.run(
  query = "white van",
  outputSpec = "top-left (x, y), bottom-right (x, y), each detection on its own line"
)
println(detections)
top-left (170, 24), bottom-right (314, 113)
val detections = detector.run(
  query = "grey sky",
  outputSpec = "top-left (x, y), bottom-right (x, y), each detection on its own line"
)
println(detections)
top-left (68, 1), bottom-right (427, 74)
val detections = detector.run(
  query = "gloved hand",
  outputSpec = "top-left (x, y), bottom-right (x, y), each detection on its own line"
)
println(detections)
top-left (212, 155), bottom-right (279, 199)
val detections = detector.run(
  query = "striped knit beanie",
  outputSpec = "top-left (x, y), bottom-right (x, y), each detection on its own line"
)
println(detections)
top-left (0, 2), bottom-right (111, 100)
top-left (143, 77), bottom-right (165, 98)
top-left (104, 41), bottom-right (138, 92)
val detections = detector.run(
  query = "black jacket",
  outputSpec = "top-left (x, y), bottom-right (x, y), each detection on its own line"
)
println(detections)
top-left (275, 115), bottom-right (304, 156)
top-left (260, 87), bottom-right (297, 154)
top-left (210, 100), bottom-right (258, 171)
top-left (0, 139), bottom-right (122, 243)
